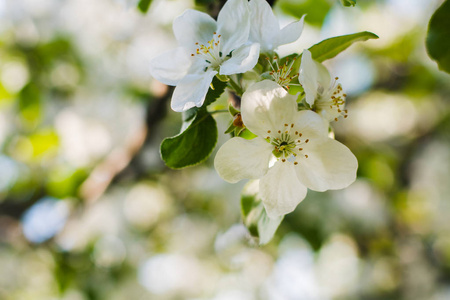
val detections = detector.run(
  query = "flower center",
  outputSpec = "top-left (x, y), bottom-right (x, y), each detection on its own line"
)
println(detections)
top-left (265, 123), bottom-right (310, 165)
top-left (191, 32), bottom-right (223, 69)
top-left (266, 56), bottom-right (299, 91)
top-left (316, 78), bottom-right (348, 121)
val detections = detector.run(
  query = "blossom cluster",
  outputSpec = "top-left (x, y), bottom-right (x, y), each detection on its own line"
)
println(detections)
top-left (150, 0), bottom-right (359, 231)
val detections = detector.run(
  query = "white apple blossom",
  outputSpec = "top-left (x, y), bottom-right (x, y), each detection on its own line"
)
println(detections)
top-left (248, 0), bottom-right (305, 53)
top-left (214, 80), bottom-right (357, 218)
top-left (299, 49), bottom-right (348, 122)
top-left (149, 0), bottom-right (260, 112)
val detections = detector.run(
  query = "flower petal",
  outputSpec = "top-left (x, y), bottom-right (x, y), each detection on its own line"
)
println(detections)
top-left (149, 47), bottom-right (192, 86)
top-left (294, 138), bottom-right (358, 192)
top-left (260, 161), bottom-right (307, 218)
top-left (293, 110), bottom-right (329, 142)
top-left (248, 0), bottom-right (279, 52)
top-left (217, 0), bottom-right (250, 55)
top-left (171, 70), bottom-right (217, 112)
top-left (275, 15), bottom-right (305, 49)
top-left (299, 49), bottom-right (319, 106)
top-left (220, 43), bottom-right (260, 75)
top-left (214, 137), bottom-right (273, 183)
top-left (173, 9), bottom-right (217, 51)
top-left (241, 80), bottom-right (298, 137)
top-left (299, 49), bottom-right (331, 106)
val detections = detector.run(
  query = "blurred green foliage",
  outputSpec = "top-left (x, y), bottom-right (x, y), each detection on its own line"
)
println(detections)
top-left (277, 0), bottom-right (332, 26)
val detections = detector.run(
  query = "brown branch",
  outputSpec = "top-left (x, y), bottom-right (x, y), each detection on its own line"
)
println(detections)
top-left (79, 86), bottom-right (173, 204)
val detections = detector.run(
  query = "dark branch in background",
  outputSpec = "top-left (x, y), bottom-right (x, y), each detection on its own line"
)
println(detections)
top-left (79, 86), bottom-right (174, 204)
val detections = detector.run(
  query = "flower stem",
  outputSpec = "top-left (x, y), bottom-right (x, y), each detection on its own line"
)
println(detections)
top-left (227, 76), bottom-right (243, 96)
top-left (209, 109), bottom-right (228, 115)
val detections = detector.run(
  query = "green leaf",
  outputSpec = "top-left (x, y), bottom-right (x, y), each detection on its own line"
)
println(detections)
top-left (182, 107), bottom-right (198, 123)
top-left (160, 77), bottom-right (226, 169)
top-left (203, 76), bottom-right (227, 107)
top-left (137, 0), bottom-right (152, 13)
top-left (160, 109), bottom-right (217, 169)
top-left (308, 31), bottom-right (378, 62)
top-left (241, 181), bottom-right (283, 245)
top-left (426, 0), bottom-right (450, 74)
top-left (340, 0), bottom-right (356, 7)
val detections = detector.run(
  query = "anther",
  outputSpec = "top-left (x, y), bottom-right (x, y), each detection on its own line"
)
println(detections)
top-left (282, 159), bottom-right (286, 162)
top-left (335, 118), bottom-right (338, 121)
top-left (284, 124), bottom-right (288, 126)
top-left (278, 130), bottom-right (281, 133)
top-left (291, 124), bottom-right (294, 128)
top-left (299, 133), bottom-right (302, 137)
top-left (294, 162), bottom-right (298, 165)
top-left (305, 154), bottom-right (308, 158)
top-left (305, 139), bottom-right (309, 143)
top-left (299, 148), bottom-right (303, 151)
top-left (267, 130), bottom-right (271, 133)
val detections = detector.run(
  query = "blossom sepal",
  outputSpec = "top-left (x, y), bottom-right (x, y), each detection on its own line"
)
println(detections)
top-left (216, 74), bottom-right (230, 82)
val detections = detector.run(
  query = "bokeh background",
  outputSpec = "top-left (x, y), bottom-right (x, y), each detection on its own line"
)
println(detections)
top-left (1, 0), bottom-right (449, 299)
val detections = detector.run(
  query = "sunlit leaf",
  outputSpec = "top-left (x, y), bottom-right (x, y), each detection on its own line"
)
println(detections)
top-left (426, 0), bottom-right (450, 74)
top-left (308, 31), bottom-right (379, 62)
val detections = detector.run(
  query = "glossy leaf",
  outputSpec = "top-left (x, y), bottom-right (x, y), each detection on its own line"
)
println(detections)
top-left (426, 0), bottom-right (450, 74)
top-left (160, 77), bottom-right (226, 169)
top-left (160, 110), bottom-right (217, 169)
